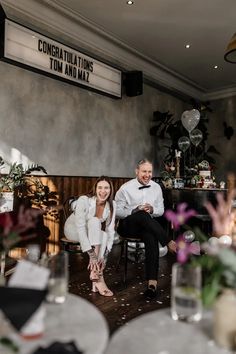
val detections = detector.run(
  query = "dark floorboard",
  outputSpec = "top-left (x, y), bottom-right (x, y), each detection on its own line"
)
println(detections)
top-left (68, 244), bottom-right (176, 335)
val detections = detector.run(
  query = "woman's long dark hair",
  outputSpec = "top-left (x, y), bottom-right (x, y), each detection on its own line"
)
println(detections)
top-left (88, 176), bottom-right (114, 223)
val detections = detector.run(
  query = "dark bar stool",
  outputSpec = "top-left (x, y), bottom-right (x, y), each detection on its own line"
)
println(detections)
top-left (116, 236), bottom-right (143, 287)
top-left (60, 237), bottom-right (81, 253)
top-left (117, 235), bottom-right (167, 287)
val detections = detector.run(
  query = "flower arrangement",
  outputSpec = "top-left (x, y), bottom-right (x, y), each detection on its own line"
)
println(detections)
top-left (193, 239), bottom-right (236, 306)
top-left (165, 199), bottom-right (236, 307)
top-left (160, 162), bottom-right (176, 188)
top-left (0, 206), bottom-right (43, 254)
top-left (0, 206), bottom-right (44, 284)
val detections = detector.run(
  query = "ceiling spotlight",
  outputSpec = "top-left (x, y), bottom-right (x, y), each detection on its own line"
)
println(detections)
top-left (185, 44), bottom-right (191, 49)
top-left (224, 33), bottom-right (236, 63)
top-left (214, 65), bottom-right (218, 69)
top-left (127, 1), bottom-right (134, 5)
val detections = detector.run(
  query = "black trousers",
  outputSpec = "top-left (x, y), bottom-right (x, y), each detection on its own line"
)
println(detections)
top-left (117, 211), bottom-right (170, 280)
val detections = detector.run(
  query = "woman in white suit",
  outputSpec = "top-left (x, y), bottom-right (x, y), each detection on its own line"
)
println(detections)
top-left (64, 176), bottom-right (116, 296)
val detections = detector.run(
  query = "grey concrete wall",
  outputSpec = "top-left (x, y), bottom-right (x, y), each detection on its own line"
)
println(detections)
top-left (208, 96), bottom-right (236, 182)
top-left (0, 61), bottom-right (185, 177)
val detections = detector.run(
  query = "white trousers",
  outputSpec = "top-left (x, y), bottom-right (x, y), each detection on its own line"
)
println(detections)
top-left (87, 217), bottom-right (108, 259)
top-left (64, 214), bottom-right (108, 258)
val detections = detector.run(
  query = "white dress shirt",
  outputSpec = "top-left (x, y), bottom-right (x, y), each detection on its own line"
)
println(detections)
top-left (64, 196), bottom-right (116, 253)
top-left (115, 178), bottom-right (164, 219)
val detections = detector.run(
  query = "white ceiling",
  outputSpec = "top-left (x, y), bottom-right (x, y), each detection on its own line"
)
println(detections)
top-left (1, 0), bottom-right (236, 99)
top-left (50, 0), bottom-right (236, 95)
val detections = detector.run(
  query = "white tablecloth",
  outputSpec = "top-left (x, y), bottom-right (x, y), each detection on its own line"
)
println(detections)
top-left (105, 308), bottom-right (232, 354)
top-left (2, 293), bottom-right (109, 354)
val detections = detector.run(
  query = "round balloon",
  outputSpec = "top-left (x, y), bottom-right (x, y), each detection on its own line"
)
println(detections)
top-left (189, 129), bottom-right (203, 146)
top-left (218, 235), bottom-right (232, 246)
top-left (181, 109), bottom-right (200, 133)
top-left (183, 230), bottom-right (195, 242)
top-left (208, 237), bottom-right (219, 245)
top-left (191, 241), bottom-right (201, 255)
top-left (178, 136), bottom-right (190, 152)
top-left (159, 244), bottom-right (168, 257)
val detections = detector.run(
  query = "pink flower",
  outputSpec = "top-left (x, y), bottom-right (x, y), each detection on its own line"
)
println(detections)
top-left (165, 203), bottom-right (197, 230)
top-left (0, 212), bottom-right (14, 236)
top-left (176, 235), bottom-right (201, 264)
top-left (0, 206), bottom-right (43, 251)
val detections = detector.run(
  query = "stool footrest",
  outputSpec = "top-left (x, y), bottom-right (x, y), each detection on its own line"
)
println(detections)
top-left (60, 237), bottom-right (81, 253)
top-left (60, 237), bottom-right (80, 245)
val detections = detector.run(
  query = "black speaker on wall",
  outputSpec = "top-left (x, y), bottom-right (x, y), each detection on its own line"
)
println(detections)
top-left (124, 71), bottom-right (143, 97)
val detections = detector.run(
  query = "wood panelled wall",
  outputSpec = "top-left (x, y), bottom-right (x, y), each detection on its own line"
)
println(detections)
top-left (37, 175), bottom-right (130, 254)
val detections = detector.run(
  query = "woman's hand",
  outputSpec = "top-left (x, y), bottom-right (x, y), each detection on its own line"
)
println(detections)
top-left (98, 249), bottom-right (109, 271)
top-left (87, 260), bottom-right (100, 272)
top-left (87, 249), bottom-right (99, 271)
top-left (98, 258), bottom-right (106, 271)
top-left (204, 189), bottom-right (236, 237)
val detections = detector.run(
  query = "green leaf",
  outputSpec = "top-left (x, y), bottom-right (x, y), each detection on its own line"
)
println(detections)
top-left (0, 337), bottom-right (19, 352)
top-left (202, 276), bottom-right (221, 307)
top-left (192, 226), bottom-right (208, 243)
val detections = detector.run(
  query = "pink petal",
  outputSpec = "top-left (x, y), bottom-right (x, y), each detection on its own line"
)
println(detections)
top-left (184, 210), bottom-right (197, 219)
top-left (164, 210), bottom-right (176, 221)
top-left (177, 203), bottom-right (188, 213)
top-left (177, 249), bottom-right (188, 264)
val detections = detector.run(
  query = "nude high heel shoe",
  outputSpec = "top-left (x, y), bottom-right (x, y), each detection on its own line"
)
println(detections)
top-left (92, 282), bottom-right (98, 293)
top-left (91, 276), bottom-right (113, 297)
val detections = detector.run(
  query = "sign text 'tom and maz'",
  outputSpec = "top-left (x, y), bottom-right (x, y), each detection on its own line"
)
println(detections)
top-left (38, 39), bottom-right (93, 82)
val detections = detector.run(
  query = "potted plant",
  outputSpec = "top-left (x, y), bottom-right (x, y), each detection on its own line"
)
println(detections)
top-left (150, 102), bottom-right (220, 183)
top-left (0, 156), bottom-right (58, 215)
top-left (20, 176), bottom-right (58, 217)
top-left (0, 156), bottom-right (47, 190)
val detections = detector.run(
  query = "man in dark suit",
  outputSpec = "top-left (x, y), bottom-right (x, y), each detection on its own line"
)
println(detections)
top-left (115, 159), bottom-right (176, 299)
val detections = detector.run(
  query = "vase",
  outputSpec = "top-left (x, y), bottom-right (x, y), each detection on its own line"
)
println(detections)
top-left (213, 288), bottom-right (236, 350)
top-left (171, 263), bottom-right (202, 322)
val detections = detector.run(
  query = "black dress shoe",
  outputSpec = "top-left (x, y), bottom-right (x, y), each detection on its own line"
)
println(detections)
top-left (144, 285), bottom-right (158, 300)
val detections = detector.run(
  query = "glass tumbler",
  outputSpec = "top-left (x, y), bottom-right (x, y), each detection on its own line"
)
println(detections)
top-left (47, 251), bottom-right (68, 304)
top-left (171, 263), bottom-right (202, 322)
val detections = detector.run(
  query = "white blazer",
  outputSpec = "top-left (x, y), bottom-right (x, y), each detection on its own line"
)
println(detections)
top-left (64, 195), bottom-right (116, 253)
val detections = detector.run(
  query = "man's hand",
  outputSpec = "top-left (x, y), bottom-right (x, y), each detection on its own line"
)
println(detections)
top-left (132, 204), bottom-right (153, 214)
top-left (131, 206), bottom-right (141, 214)
top-left (167, 240), bottom-right (177, 253)
top-left (142, 203), bottom-right (153, 214)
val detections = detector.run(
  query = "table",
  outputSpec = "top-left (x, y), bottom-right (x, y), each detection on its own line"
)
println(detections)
top-left (105, 308), bottom-right (232, 354)
top-left (163, 187), bottom-right (227, 215)
top-left (3, 293), bottom-right (109, 354)
top-left (163, 188), bottom-right (227, 235)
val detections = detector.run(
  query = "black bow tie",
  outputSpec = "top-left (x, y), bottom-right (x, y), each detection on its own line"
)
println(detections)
top-left (139, 185), bottom-right (151, 190)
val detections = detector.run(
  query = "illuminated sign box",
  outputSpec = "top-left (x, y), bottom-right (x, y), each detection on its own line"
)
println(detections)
top-left (1, 19), bottom-right (122, 98)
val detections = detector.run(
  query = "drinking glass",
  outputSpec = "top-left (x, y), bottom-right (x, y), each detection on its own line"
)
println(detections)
top-left (47, 252), bottom-right (68, 304)
top-left (171, 263), bottom-right (202, 322)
